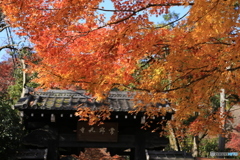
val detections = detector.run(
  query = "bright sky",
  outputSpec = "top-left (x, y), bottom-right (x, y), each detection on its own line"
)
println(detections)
top-left (0, 27), bottom-right (31, 61)
top-left (0, 1), bottom-right (190, 61)
top-left (0, 29), bottom-right (11, 61)
top-left (149, 6), bottom-right (190, 25)
top-left (99, 0), bottom-right (190, 23)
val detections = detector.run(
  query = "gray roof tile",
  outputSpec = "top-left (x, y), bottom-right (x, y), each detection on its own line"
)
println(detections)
top-left (14, 90), bottom-right (137, 111)
top-left (14, 89), bottom-right (171, 112)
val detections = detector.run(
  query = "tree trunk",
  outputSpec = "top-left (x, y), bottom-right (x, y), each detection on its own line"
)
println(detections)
top-left (168, 122), bottom-right (181, 151)
top-left (218, 88), bottom-right (226, 152)
top-left (20, 59), bottom-right (26, 98)
top-left (192, 136), bottom-right (199, 157)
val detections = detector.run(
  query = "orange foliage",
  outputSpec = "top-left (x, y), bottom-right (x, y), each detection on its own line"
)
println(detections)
top-left (1, 0), bottom-right (239, 136)
top-left (75, 106), bottom-right (112, 125)
top-left (78, 148), bottom-right (126, 160)
top-left (61, 148), bottom-right (126, 160)
top-left (226, 124), bottom-right (240, 151)
top-left (0, 60), bottom-right (14, 93)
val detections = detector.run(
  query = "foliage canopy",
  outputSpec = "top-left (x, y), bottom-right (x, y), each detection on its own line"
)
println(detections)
top-left (1, 0), bottom-right (239, 136)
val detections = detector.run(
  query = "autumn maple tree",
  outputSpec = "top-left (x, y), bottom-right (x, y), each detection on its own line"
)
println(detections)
top-left (226, 123), bottom-right (240, 151)
top-left (0, 60), bottom-right (14, 93)
top-left (1, 0), bottom-right (239, 145)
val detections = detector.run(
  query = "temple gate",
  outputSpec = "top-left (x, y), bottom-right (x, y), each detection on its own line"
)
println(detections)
top-left (14, 89), bottom-right (173, 160)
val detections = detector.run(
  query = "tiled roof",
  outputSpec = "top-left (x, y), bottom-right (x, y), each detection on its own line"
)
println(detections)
top-left (14, 89), bottom-right (171, 111)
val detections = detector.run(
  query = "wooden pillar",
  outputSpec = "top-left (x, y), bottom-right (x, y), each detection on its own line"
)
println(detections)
top-left (47, 140), bottom-right (59, 160)
top-left (134, 130), bottom-right (146, 160)
top-left (46, 119), bottom-right (59, 160)
top-left (131, 148), bottom-right (135, 160)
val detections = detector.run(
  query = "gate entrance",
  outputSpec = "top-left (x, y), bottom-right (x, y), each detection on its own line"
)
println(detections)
top-left (15, 89), bottom-right (173, 160)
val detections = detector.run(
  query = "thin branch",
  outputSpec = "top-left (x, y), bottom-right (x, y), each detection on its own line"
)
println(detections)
top-left (162, 66), bottom-right (219, 92)
top-left (148, 2), bottom-right (194, 7)
top-left (31, 2), bottom-right (194, 12)
top-left (199, 130), bottom-right (208, 142)
top-left (195, 41), bottom-right (232, 46)
top-left (105, 3), bottom-right (192, 26)
top-left (154, 12), bottom-right (189, 29)
top-left (78, 2), bottom-right (194, 34)
top-left (94, 8), bottom-right (135, 12)
top-left (0, 44), bottom-right (17, 51)
top-left (44, 67), bottom-right (212, 94)
top-left (192, 0), bottom-right (220, 24)
top-left (0, 25), bottom-right (10, 32)
top-left (94, 2), bottom-right (194, 12)
top-left (111, 74), bottom-right (210, 93)
top-left (159, 74), bottom-right (211, 92)
top-left (227, 66), bottom-right (240, 72)
top-left (162, 65), bottom-right (211, 90)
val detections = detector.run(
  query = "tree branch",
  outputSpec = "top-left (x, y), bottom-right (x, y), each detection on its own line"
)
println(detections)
top-left (0, 25), bottom-right (10, 32)
top-left (77, 2), bottom-right (194, 34)
top-left (0, 44), bottom-right (17, 51)
top-left (227, 66), bottom-right (240, 72)
top-left (151, 11), bottom-right (189, 29)
top-left (94, 8), bottom-right (135, 12)
top-left (148, 2), bottom-right (194, 7)
top-left (162, 74), bottom-right (211, 92)
top-left (94, 2), bottom-right (194, 13)
top-left (111, 74), bottom-right (211, 93)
